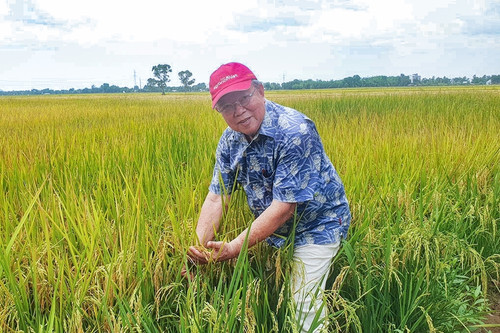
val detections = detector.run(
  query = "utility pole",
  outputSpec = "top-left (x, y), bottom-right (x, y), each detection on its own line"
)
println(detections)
top-left (134, 70), bottom-right (137, 90)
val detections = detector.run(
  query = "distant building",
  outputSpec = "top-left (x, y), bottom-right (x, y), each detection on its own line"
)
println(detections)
top-left (410, 73), bottom-right (421, 84)
top-left (486, 79), bottom-right (492, 85)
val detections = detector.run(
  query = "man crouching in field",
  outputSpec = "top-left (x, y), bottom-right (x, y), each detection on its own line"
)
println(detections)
top-left (186, 62), bottom-right (351, 332)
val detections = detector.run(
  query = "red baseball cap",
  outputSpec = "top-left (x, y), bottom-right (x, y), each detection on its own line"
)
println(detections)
top-left (209, 62), bottom-right (257, 109)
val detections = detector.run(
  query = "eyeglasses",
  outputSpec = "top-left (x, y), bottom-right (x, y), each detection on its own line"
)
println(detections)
top-left (216, 88), bottom-right (257, 115)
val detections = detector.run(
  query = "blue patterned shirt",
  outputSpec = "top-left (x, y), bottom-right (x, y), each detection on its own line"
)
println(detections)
top-left (209, 100), bottom-right (351, 248)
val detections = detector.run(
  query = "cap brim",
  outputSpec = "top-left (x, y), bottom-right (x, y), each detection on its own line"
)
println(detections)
top-left (211, 79), bottom-right (253, 109)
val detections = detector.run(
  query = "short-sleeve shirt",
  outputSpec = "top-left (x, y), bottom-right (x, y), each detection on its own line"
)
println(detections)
top-left (209, 100), bottom-right (351, 248)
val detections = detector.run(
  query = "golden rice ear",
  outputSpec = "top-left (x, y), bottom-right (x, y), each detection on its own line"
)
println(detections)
top-left (2, 88), bottom-right (497, 332)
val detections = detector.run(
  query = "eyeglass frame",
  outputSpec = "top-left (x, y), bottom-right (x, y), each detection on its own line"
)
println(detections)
top-left (215, 87), bottom-right (257, 115)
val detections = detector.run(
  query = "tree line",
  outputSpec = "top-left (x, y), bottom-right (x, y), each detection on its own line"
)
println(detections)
top-left (1, 63), bottom-right (499, 96)
top-left (271, 74), bottom-right (500, 90)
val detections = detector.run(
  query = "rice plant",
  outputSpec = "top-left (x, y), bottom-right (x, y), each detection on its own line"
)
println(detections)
top-left (0, 87), bottom-right (498, 332)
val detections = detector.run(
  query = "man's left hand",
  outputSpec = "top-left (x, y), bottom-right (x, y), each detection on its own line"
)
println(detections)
top-left (206, 240), bottom-right (239, 262)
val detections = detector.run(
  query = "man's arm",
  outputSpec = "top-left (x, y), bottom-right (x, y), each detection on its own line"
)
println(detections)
top-left (206, 200), bottom-right (297, 262)
top-left (196, 191), bottom-right (225, 245)
top-left (187, 191), bottom-right (225, 264)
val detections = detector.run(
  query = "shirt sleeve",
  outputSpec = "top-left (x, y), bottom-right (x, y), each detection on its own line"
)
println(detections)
top-left (272, 120), bottom-right (324, 203)
top-left (208, 135), bottom-right (236, 195)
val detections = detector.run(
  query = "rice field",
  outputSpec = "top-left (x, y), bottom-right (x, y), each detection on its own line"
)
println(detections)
top-left (0, 86), bottom-right (499, 332)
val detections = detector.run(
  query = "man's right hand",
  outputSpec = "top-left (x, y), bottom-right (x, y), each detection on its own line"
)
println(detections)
top-left (187, 245), bottom-right (211, 264)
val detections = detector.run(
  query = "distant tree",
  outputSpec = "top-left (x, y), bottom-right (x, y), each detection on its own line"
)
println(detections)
top-left (480, 75), bottom-right (491, 84)
top-left (264, 82), bottom-right (282, 90)
top-left (398, 74), bottom-right (411, 86)
top-left (343, 75), bottom-right (361, 87)
top-left (178, 70), bottom-right (195, 92)
top-left (491, 75), bottom-right (500, 84)
top-left (145, 78), bottom-right (157, 88)
top-left (101, 83), bottom-right (110, 92)
top-left (191, 82), bottom-right (208, 91)
top-left (150, 64), bottom-right (172, 94)
top-left (144, 78), bottom-right (160, 92)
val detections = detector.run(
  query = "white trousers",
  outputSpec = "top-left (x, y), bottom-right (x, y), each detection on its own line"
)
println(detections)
top-left (292, 242), bottom-right (341, 333)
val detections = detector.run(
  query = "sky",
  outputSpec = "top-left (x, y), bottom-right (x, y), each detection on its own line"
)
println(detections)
top-left (0, 0), bottom-right (499, 91)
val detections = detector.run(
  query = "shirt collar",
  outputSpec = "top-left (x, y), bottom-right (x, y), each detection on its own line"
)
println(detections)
top-left (258, 100), bottom-right (277, 139)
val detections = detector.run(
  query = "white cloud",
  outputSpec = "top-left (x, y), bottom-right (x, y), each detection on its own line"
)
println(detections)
top-left (32, 0), bottom-right (243, 44)
top-left (0, 0), bottom-right (498, 90)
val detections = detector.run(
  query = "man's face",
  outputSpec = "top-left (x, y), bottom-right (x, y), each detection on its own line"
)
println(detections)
top-left (216, 84), bottom-right (265, 139)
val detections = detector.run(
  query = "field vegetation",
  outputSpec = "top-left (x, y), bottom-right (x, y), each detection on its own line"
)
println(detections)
top-left (0, 86), bottom-right (499, 332)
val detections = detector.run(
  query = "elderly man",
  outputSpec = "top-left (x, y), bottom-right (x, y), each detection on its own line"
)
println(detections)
top-left (187, 62), bottom-right (351, 332)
